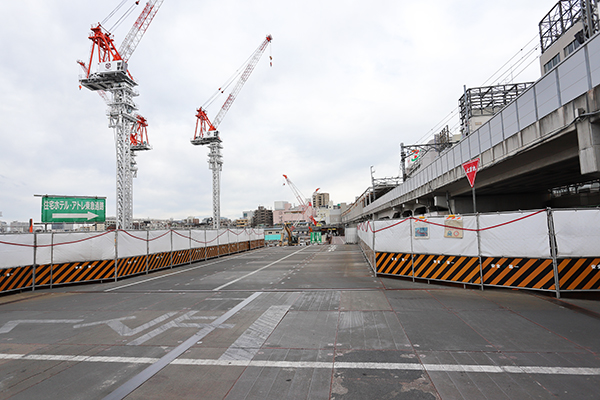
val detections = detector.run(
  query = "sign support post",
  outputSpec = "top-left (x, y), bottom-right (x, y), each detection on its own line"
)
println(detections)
top-left (462, 158), bottom-right (480, 214)
top-left (462, 158), bottom-right (483, 290)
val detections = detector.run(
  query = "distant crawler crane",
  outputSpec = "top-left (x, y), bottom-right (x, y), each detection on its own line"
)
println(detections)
top-left (191, 35), bottom-right (272, 230)
top-left (78, 0), bottom-right (163, 229)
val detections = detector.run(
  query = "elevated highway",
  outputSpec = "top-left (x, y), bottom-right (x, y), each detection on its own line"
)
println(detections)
top-left (344, 31), bottom-right (600, 223)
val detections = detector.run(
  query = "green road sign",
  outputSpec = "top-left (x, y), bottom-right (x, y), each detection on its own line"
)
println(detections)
top-left (41, 196), bottom-right (106, 223)
top-left (310, 231), bottom-right (322, 244)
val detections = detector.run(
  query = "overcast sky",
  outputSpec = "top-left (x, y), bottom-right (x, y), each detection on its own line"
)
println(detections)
top-left (0, 0), bottom-right (556, 224)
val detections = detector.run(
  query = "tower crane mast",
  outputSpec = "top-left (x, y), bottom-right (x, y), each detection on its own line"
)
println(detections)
top-left (79, 0), bottom-right (163, 229)
top-left (191, 35), bottom-right (272, 230)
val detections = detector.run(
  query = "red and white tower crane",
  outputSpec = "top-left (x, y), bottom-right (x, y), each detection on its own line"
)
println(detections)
top-left (282, 174), bottom-right (318, 226)
top-left (191, 35), bottom-right (272, 230)
top-left (79, 0), bottom-right (163, 229)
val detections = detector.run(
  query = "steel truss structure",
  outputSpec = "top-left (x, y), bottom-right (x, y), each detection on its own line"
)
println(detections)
top-left (539, 0), bottom-right (599, 53)
top-left (81, 72), bottom-right (139, 229)
top-left (208, 141), bottom-right (223, 229)
top-left (459, 83), bottom-right (534, 136)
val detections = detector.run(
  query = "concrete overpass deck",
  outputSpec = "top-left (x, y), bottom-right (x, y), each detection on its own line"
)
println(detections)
top-left (344, 30), bottom-right (600, 222)
top-left (0, 245), bottom-right (599, 399)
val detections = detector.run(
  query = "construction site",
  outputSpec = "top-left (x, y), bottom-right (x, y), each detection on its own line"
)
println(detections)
top-left (1, 0), bottom-right (600, 399)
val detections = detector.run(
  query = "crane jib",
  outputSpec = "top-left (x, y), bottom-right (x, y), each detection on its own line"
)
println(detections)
top-left (211, 35), bottom-right (273, 130)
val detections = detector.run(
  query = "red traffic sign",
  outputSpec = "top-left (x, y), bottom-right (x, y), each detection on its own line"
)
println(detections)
top-left (462, 158), bottom-right (480, 187)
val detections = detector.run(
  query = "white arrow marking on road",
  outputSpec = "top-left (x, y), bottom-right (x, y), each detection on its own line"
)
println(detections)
top-left (52, 211), bottom-right (99, 220)
top-left (74, 312), bottom-right (177, 336)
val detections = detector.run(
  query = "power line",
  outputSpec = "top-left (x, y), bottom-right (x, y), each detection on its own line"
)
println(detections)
top-left (416, 34), bottom-right (540, 144)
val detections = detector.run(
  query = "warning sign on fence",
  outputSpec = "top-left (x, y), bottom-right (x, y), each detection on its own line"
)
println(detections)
top-left (444, 215), bottom-right (463, 239)
top-left (414, 217), bottom-right (429, 239)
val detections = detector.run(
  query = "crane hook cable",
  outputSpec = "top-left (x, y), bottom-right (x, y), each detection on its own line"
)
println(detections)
top-left (108, 2), bottom-right (140, 34)
top-left (201, 38), bottom-right (271, 110)
top-left (102, 0), bottom-right (128, 25)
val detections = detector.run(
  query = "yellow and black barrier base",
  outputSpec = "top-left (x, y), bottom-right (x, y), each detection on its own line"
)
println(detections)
top-left (375, 251), bottom-right (599, 294)
top-left (558, 258), bottom-right (600, 291)
top-left (0, 240), bottom-right (266, 295)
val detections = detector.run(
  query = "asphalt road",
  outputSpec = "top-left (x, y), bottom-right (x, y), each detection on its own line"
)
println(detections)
top-left (0, 244), bottom-right (599, 399)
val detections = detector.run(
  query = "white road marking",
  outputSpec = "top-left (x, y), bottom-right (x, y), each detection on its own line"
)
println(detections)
top-left (0, 319), bottom-right (84, 334)
top-left (1, 353), bottom-right (598, 376)
top-left (74, 312), bottom-right (177, 336)
top-left (219, 305), bottom-right (291, 361)
top-left (126, 311), bottom-right (232, 346)
top-left (104, 292), bottom-right (263, 400)
top-left (213, 247), bottom-right (307, 291)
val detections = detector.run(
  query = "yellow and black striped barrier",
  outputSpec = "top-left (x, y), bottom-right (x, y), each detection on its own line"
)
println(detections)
top-left (376, 252), bottom-right (412, 277)
top-left (558, 258), bottom-right (600, 291)
top-left (206, 245), bottom-right (219, 258)
top-left (36, 260), bottom-right (116, 286)
top-left (117, 256), bottom-right (147, 277)
top-left (0, 266), bottom-right (33, 292)
top-left (0, 237), bottom-right (264, 294)
top-left (414, 254), bottom-right (481, 284)
top-left (190, 247), bottom-right (206, 262)
top-left (375, 252), bottom-right (562, 291)
top-left (481, 257), bottom-right (555, 290)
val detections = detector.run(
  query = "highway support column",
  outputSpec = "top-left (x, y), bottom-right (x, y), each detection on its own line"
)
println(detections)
top-left (576, 116), bottom-right (600, 178)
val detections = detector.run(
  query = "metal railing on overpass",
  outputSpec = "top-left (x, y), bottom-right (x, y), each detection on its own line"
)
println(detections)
top-left (345, 30), bottom-right (600, 222)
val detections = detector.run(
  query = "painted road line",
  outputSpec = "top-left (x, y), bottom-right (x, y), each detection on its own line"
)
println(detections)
top-left (105, 249), bottom-right (264, 292)
top-left (213, 247), bottom-right (307, 291)
top-left (219, 304), bottom-right (292, 361)
top-left (2, 353), bottom-right (600, 376)
top-left (103, 291), bottom-right (263, 400)
top-left (0, 319), bottom-right (84, 334)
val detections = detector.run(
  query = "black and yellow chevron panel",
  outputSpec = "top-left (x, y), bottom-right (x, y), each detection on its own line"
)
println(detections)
top-left (0, 266), bottom-right (33, 292)
top-left (117, 256), bottom-right (147, 277)
top-left (558, 258), bottom-right (600, 291)
top-left (49, 260), bottom-right (115, 284)
top-left (190, 247), bottom-right (206, 262)
top-left (148, 252), bottom-right (171, 271)
top-left (413, 254), bottom-right (481, 284)
top-left (481, 257), bottom-right (555, 290)
top-left (171, 249), bottom-right (190, 266)
top-left (376, 252), bottom-right (412, 276)
top-left (33, 264), bottom-right (52, 286)
top-left (218, 244), bottom-right (229, 256)
top-left (206, 245), bottom-right (219, 259)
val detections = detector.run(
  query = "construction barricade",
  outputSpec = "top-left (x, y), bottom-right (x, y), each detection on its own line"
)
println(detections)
top-left (359, 208), bottom-right (600, 297)
top-left (0, 228), bottom-right (265, 294)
